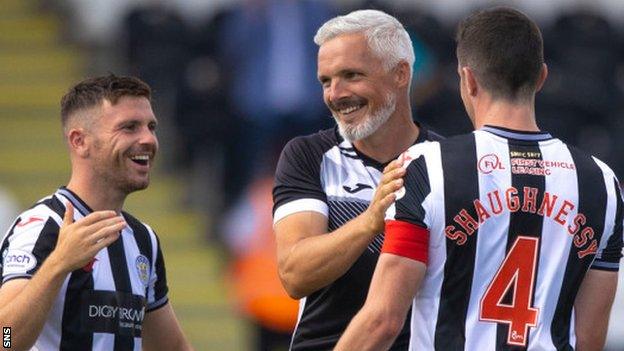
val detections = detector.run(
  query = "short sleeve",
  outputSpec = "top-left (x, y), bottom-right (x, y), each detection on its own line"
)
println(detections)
top-left (146, 233), bottom-right (169, 312)
top-left (273, 136), bottom-right (329, 224)
top-left (591, 178), bottom-right (623, 271)
top-left (1, 211), bottom-right (58, 284)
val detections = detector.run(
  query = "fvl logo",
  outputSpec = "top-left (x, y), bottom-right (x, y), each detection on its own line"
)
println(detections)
top-left (478, 154), bottom-right (505, 174)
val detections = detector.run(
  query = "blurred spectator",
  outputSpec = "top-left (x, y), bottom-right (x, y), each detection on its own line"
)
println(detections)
top-left (224, 174), bottom-right (298, 351)
top-left (124, 1), bottom-right (191, 96)
top-left (217, 0), bottom-right (335, 184)
top-left (539, 9), bottom-right (624, 176)
top-left (171, 9), bottom-right (241, 229)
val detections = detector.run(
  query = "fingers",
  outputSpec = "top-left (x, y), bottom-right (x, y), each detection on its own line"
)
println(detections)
top-left (380, 167), bottom-right (406, 186)
top-left (375, 180), bottom-right (403, 208)
top-left (63, 202), bottom-right (74, 225)
top-left (90, 220), bottom-right (126, 243)
top-left (93, 230), bottom-right (121, 252)
top-left (76, 210), bottom-right (119, 226)
top-left (85, 216), bottom-right (126, 236)
top-left (383, 156), bottom-right (406, 173)
top-left (381, 159), bottom-right (406, 186)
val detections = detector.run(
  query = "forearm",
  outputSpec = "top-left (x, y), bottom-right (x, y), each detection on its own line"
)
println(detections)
top-left (280, 213), bottom-right (378, 298)
top-left (142, 304), bottom-right (194, 351)
top-left (574, 269), bottom-right (617, 351)
top-left (0, 256), bottom-right (68, 350)
top-left (335, 307), bottom-right (402, 351)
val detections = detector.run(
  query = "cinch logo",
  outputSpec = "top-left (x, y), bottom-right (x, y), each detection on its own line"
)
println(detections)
top-left (2, 250), bottom-right (37, 274)
top-left (478, 154), bottom-right (505, 174)
top-left (5, 254), bottom-right (31, 264)
top-left (89, 304), bottom-right (145, 323)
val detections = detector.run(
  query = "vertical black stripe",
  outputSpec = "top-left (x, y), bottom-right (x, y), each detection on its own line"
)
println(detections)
top-left (599, 179), bottom-right (623, 265)
top-left (550, 146), bottom-right (607, 350)
top-left (45, 194), bottom-right (95, 350)
top-left (56, 194), bottom-right (96, 350)
top-left (107, 236), bottom-right (135, 350)
top-left (496, 142), bottom-right (545, 351)
top-left (152, 235), bottom-right (169, 302)
top-left (434, 134), bottom-right (479, 351)
top-left (122, 212), bottom-right (152, 297)
top-left (24, 197), bottom-right (67, 275)
top-left (61, 268), bottom-right (94, 350)
top-left (26, 219), bottom-right (61, 275)
top-left (47, 195), bottom-right (67, 218)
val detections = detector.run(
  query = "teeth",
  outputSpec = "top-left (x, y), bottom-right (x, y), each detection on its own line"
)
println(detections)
top-left (130, 155), bottom-right (149, 161)
top-left (340, 106), bottom-right (360, 114)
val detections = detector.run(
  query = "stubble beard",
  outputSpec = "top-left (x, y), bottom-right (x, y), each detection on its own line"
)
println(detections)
top-left (91, 143), bottom-right (150, 197)
top-left (334, 92), bottom-right (397, 142)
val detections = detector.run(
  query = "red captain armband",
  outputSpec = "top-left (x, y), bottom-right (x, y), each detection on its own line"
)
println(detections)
top-left (382, 220), bottom-right (430, 264)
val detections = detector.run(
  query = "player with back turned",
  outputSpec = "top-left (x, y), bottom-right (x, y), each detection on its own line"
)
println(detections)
top-left (0, 75), bottom-right (192, 351)
top-left (337, 7), bottom-right (623, 351)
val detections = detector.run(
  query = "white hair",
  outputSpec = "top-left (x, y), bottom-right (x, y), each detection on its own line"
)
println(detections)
top-left (314, 9), bottom-right (415, 77)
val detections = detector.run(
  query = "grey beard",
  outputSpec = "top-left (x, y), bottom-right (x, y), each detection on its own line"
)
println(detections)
top-left (334, 93), bottom-right (396, 142)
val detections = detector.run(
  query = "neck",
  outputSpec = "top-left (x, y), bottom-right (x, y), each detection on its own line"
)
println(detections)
top-left (472, 95), bottom-right (539, 132)
top-left (352, 102), bottom-right (419, 164)
top-left (66, 172), bottom-right (126, 212)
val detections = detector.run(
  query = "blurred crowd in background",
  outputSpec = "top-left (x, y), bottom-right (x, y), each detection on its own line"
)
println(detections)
top-left (4, 0), bottom-right (624, 349)
top-left (47, 0), bottom-right (624, 237)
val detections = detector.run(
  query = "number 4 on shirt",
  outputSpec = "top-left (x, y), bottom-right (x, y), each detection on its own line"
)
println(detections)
top-left (480, 236), bottom-right (540, 346)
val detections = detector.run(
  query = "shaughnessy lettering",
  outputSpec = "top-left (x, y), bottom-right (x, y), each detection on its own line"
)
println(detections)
top-left (444, 186), bottom-right (597, 259)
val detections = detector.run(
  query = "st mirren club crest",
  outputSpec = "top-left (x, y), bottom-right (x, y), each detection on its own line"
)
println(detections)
top-left (135, 255), bottom-right (150, 287)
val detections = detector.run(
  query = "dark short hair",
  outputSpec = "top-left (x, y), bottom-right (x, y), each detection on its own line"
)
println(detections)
top-left (456, 7), bottom-right (544, 101)
top-left (60, 74), bottom-right (151, 128)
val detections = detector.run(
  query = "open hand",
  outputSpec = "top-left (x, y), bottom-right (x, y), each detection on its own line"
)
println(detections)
top-left (50, 203), bottom-right (126, 273)
top-left (363, 158), bottom-right (406, 234)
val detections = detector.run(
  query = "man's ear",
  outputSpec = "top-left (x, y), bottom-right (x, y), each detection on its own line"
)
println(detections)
top-left (67, 128), bottom-right (89, 157)
top-left (394, 60), bottom-right (411, 89)
top-left (535, 63), bottom-right (548, 92)
top-left (462, 66), bottom-right (478, 97)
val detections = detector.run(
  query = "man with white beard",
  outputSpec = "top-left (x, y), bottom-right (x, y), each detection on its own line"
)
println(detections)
top-left (272, 10), bottom-right (442, 350)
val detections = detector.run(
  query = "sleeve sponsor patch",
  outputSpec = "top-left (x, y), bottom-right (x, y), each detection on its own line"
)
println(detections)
top-left (2, 249), bottom-right (37, 275)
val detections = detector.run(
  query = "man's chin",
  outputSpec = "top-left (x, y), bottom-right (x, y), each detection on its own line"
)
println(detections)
top-left (122, 179), bottom-right (150, 194)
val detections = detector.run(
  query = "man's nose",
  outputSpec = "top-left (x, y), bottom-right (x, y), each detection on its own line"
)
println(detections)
top-left (139, 126), bottom-right (158, 148)
top-left (327, 79), bottom-right (350, 102)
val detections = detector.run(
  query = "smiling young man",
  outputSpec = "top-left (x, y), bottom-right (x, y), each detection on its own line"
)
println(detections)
top-left (272, 10), bottom-right (442, 350)
top-left (0, 75), bottom-right (192, 351)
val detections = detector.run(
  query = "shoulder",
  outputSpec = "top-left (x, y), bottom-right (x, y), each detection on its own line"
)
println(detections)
top-left (566, 143), bottom-right (619, 181)
top-left (403, 138), bottom-right (442, 161)
top-left (276, 128), bottom-right (339, 178)
top-left (400, 133), bottom-right (477, 176)
top-left (281, 128), bottom-right (338, 159)
top-left (8, 196), bottom-right (65, 238)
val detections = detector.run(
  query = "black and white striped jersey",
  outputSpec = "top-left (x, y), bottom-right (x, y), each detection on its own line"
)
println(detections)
top-left (0, 187), bottom-right (168, 351)
top-left (385, 126), bottom-right (623, 350)
top-left (273, 125), bottom-right (442, 350)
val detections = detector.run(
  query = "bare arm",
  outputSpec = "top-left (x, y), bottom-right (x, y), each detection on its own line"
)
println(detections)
top-left (335, 253), bottom-right (426, 351)
top-left (574, 269), bottom-right (618, 351)
top-left (275, 160), bottom-right (405, 298)
top-left (0, 203), bottom-right (125, 351)
top-left (142, 303), bottom-right (193, 351)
